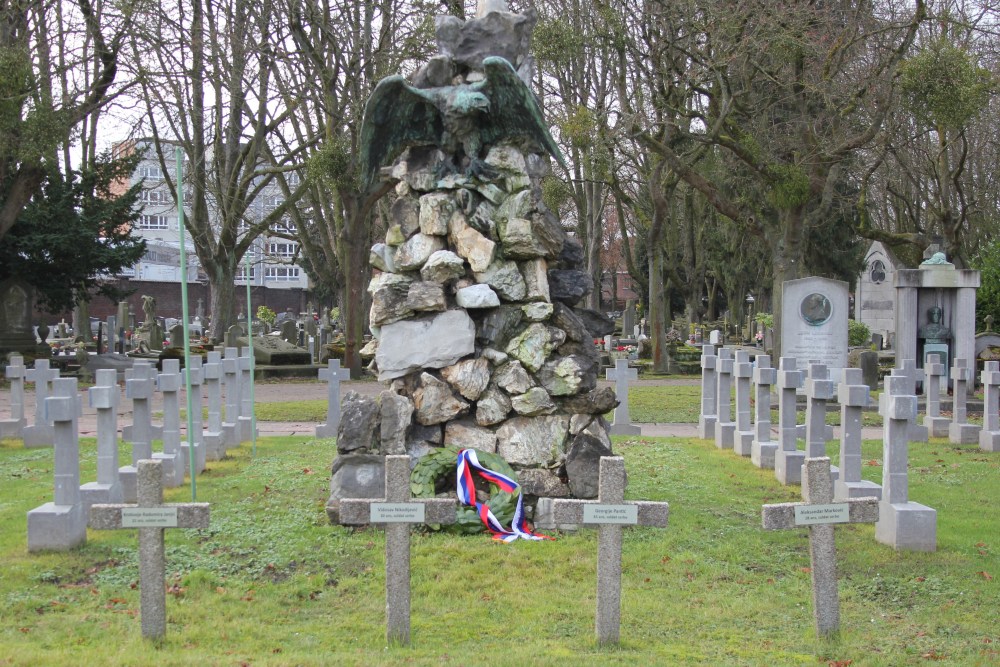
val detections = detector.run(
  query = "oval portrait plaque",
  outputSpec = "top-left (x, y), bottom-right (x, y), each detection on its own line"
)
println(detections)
top-left (800, 292), bottom-right (832, 326)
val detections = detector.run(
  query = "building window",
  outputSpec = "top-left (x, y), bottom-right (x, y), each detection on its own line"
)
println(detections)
top-left (138, 215), bottom-right (170, 230)
top-left (262, 194), bottom-right (284, 209)
top-left (274, 220), bottom-right (298, 234)
top-left (138, 164), bottom-right (163, 180)
top-left (869, 260), bottom-right (886, 284)
top-left (236, 266), bottom-right (256, 280)
top-left (264, 266), bottom-right (300, 281)
top-left (141, 189), bottom-right (170, 206)
top-left (267, 242), bottom-right (298, 258)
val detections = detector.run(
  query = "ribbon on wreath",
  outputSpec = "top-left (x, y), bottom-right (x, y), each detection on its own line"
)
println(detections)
top-left (456, 448), bottom-right (554, 543)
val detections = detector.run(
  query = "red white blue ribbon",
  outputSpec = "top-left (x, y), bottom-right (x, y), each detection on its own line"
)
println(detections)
top-left (456, 448), bottom-right (553, 542)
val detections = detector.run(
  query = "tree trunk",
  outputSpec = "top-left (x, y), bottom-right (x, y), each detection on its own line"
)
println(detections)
top-left (207, 262), bottom-right (239, 343)
top-left (768, 207), bottom-right (807, 358)
top-left (339, 196), bottom-right (373, 379)
top-left (648, 242), bottom-right (668, 373)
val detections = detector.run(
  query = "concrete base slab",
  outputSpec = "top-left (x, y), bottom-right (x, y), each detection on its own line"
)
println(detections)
top-left (715, 423), bottom-right (735, 449)
top-left (734, 431), bottom-right (754, 457)
top-left (203, 431), bottom-right (225, 460)
top-left (180, 443), bottom-right (206, 475)
top-left (908, 424), bottom-right (929, 443)
top-left (980, 430), bottom-right (1000, 452)
top-left (122, 424), bottom-right (163, 441)
top-left (223, 422), bottom-right (239, 446)
top-left (238, 417), bottom-right (254, 442)
top-left (697, 415), bottom-right (716, 441)
top-left (27, 502), bottom-right (86, 552)
top-left (119, 465), bottom-right (137, 503)
top-left (751, 441), bottom-right (777, 469)
top-left (315, 423), bottom-right (337, 439)
top-left (152, 452), bottom-right (184, 487)
top-left (609, 423), bottom-right (641, 436)
top-left (835, 479), bottom-right (882, 501)
top-left (774, 449), bottom-right (805, 485)
top-left (949, 422), bottom-right (979, 445)
top-left (22, 425), bottom-right (53, 448)
top-left (924, 416), bottom-right (949, 439)
top-left (79, 481), bottom-right (123, 511)
top-left (0, 417), bottom-right (25, 440)
top-left (876, 501), bottom-right (937, 552)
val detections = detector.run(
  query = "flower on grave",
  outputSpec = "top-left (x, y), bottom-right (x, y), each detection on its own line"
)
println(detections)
top-left (755, 331), bottom-right (764, 342)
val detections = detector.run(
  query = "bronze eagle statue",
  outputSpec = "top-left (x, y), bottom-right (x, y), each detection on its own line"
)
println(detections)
top-left (359, 56), bottom-right (566, 188)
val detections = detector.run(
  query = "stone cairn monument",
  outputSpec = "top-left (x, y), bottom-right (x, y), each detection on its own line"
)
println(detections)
top-left (326, 2), bottom-right (617, 525)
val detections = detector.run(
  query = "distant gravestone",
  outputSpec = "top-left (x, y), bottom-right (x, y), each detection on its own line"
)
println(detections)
top-left (781, 277), bottom-right (849, 379)
top-left (202, 351), bottom-right (225, 460)
top-left (167, 323), bottom-right (184, 349)
top-left (697, 345), bottom-right (718, 440)
top-left (238, 351), bottom-right (255, 442)
top-left (89, 459), bottom-right (210, 639)
top-left (732, 350), bottom-right (754, 456)
top-left (317, 359), bottom-right (352, 438)
top-left (980, 361), bottom-right (1000, 452)
top-left (280, 319), bottom-right (298, 345)
top-left (551, 456), bottom-right (669, 645)
top-left (876, 373), bottom-right (936, 551)
top-left (762, 457), bottom-right (879, 637)
top-left (751, 354), bottom-right (778, 469)
top-left (80, 369), bottom-right (124, 510)
top-left (774, 357), bottom-right (805, 485)
top-left (922, 353), bottom-right (949, 438)
top-left (120, 362), bottom-right (157, 503)
top-left (605, 359), bottom-right (640, 436)
top-left (709, 329), bottom-right (722, 345)
top-left (0, 354), bottom-right (27, 440)
top-left (948, 358), bottom-right (978, 444)
top-left (339, 455), bottom-right (456, 645)
top-left (222, 347), bottom-right (241, 447)
top-left (181, 355), bottom-right (206, 475)
top-left (154, 359), bottom-right (184, 488)
top-left (622, 301), bottom-right (636, 338)
top-left (0, 277), bottom-right (36, 354)
top-left (224, 325), bottom-right (242, 352)
top-left (715, 348), bottom-right (735, 449)
top-left (23, 359), bottom-right (58, 448)
top-left (894, 359), bottom-right (928, 442)
top-left (834, 368), bottom-right (881, 500)
top-left (27, 378), bottom-right (86, 551)
top-left (858, 350), bottom-right (879, 392)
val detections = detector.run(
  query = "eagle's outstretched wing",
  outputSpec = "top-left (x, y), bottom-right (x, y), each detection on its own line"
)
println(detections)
top-left (479, 57), bottom-right (567, 170)
top-left (359, 76), bottom-right (444, 188)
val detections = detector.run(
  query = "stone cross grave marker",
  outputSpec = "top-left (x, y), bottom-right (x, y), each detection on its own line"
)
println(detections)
top-left (222, 347), bottom-right (241, 446)
top-left (762, 457), bottom-right (878, 637)
top-left (122, 361), bottom-right (163, 443)
top-left (834, 368), bottom-right (881, 501)
top-left (0, 353), bottom-right (26, 440)
top-left (27, 377), bottom-right (86, 551)
top-left (120, 361), bottom-right (157, 503)
top-left (316, 359), bottom-right (352, 438)
top-left (238, 350), bottom-right (255, 442)
top-left (23, 358), bottom-right (58, 448)
top-left (804, 363), bottom-right (838, 481)
top-left (80, 369), bottom-right (124, 510)
top-left (181, 355), bottom-right (206, 475)
top-left (948, 358), bottom-right (979, 444)
top-left (339, 455), bottom-right (456, 645)
top-left (980, 360), bottom-right (1000, 452)
top-left (774, 357), bottom-right (805, 485)
top-left (606, 358), bottom-right (640, 436)
top-left (715, 348), bottom-right (735, 448)
top-left (697, 345), bottom-right (717, 440)
top-left (922, 353), bottom-right (949, 438)
top-left (155, 359), bottom-right (185, 487)
top-left (733, 349), bottom-right (754, 456)
top-left (876, 373), bottom-right (937, 551)
top-left (552, 456), bottom-right (669, 645)
top-left (89, 459), bottom-right (210, 639)
top-left (751, 354), bottom-right (778, 469)
top-left (895, 359), bottom-right (928, 442)
top-left (202, 351), bottom-right (225, 460)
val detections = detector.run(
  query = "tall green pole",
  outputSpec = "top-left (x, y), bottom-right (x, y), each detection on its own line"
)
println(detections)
top-left (176, 147), bottom-right (197, 501)
top-left (245, 252), bottom-right (257, 457)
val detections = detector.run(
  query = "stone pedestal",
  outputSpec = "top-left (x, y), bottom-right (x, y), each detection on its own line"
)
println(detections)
top-left (697, 345), bottom-right (718, 440)
top-left (733, 350), bottom-right (754, 456)
top-left (774, 357), bottom-right (805, 485)
top-left (834, 368), bottom-right (881, 500)
top-left (922, 354), bottom-right (949, 438)
top-left (751, 355), bottom-right (778, 469)
top-left (715, 348), bottom-right (735, 449)
top-left (948, 358), bottom-right (979, 444)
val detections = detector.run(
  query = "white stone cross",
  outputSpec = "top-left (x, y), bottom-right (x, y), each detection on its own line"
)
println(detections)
top-left (23, 358), bottom-right (59, 448)
top-left (715, 348), bottom-right (735, 448)
top-left (774, 357), bottom-right (805, 485)
top-left (733, 350), bottom-right (754, 456)
top-left (980, 360), bottom-right (1000, 452)
top-left (182, 355), bottom-right (206, 475)
top-left (89, 459), bottom-right (210, 639)
top-left (27, 378), bottom-right (86, 551)
top-left (697, 345), bottom-right (718, 440)
top-left (751, 354), bottom-right (778, 469)
top-left (948, 358), bottom-right (978, 444)
top-left (155, 359), bottom-right (184, 488)
top-left (80, 369), bottom-right (124, 510)
top-left (120, 361), bottom-right (157, 503)
top-left (762, 457), bottom-right (878, 637)
top-left (804, 363), bottom-right (838, 480)
top-left (876, 373), bottom-right (937, 551)
top-left (339, 455), bottom-right (456, 645)
top-left (316, 359), bottom-right (352, 438)
top-left (202, 351), bottom-right (225, 460)
top-left (834, 368), bottom-right (880, 501)
top-left (221, 347), bottom-right (241, 446)
top-left (238, 351), bottom-right (255, 442)
top-left (923, 353), bottom-right (949, 437)
top-left (894, 359), bottom-right (928, 442)
top-left (0, 353), bottom-right (27, 440)
top-left (551, 456), bottom-right (669, 645)
top-left (605, 358), bottom-right (640, 435)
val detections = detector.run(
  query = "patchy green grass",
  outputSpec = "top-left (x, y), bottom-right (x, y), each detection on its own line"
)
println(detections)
top-left (0, 431), bottom-right (997, 666)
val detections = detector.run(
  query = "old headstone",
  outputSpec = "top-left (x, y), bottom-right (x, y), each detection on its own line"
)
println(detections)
top-left (167, 323), bottom-right (184, 349)
top-left (698, 345), bottom-right (718, 440)
top-left (774, 357), bottom-right (805, 485)
top-left (709, 329), bottom-right (722, 345)
top-left (317, 359), bottom-right (352, 438)
top-left (875, 373), bottom-right (937, 551)
top-left (202, 351), bottom-right (226, 460)
top-left (120, 361), bottom-right (157, 503)
top-left (154, 359), bottom-right (185, 487)
top-left (224, 325), bottom-right (242, 351)
top-left (23, 359), bottom-right (59, 447)
top-left (834, 368), bottom-right (881, 500)
top-left (222, 347), bottom-right (241, 447)
top-left (733, 349), bottom-right (754, 456)
top-left (980, 360), bottom-right (1000, 452)
top-left (858, 350), bottom-right (880, 392)
top-left (948, 358), bottom-right (978, 444)
top-left (804, 363), bottom-right (838, 481)
top-left (922, 353), bottom-right (949, 438)
top-left (622, 300), bottom-right (636, 338)
top-left (762, 457), bottom-right (879, 637)
top-left (181, 355), bottom-right (206, 475)
top-left (751, 354), bottom-right (778, 469)
top-left (280, 319), bottom-right (298, 345)
top-left (781, 277), bottom-right (849, 380)
top-left (715, 348), bottom-right (735, 449)
top-left (80, 369), bottom-right (124, 510)
top-left (551, 456), bottom-right (669, 644)
top-left (0, 353), bottom-right (27, 440)
top-left (89, 459), bottom-right (210, 639)
top-left (605, 358), bottom-right (640, 436)
top-left (338, 455), bottom-right (457, 645)
top-left (27, 378), bottom-right (86, 551)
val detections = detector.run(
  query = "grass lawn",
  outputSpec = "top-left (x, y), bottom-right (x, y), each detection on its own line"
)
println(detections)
top-left (0, 430), bottom-right (997, 666)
